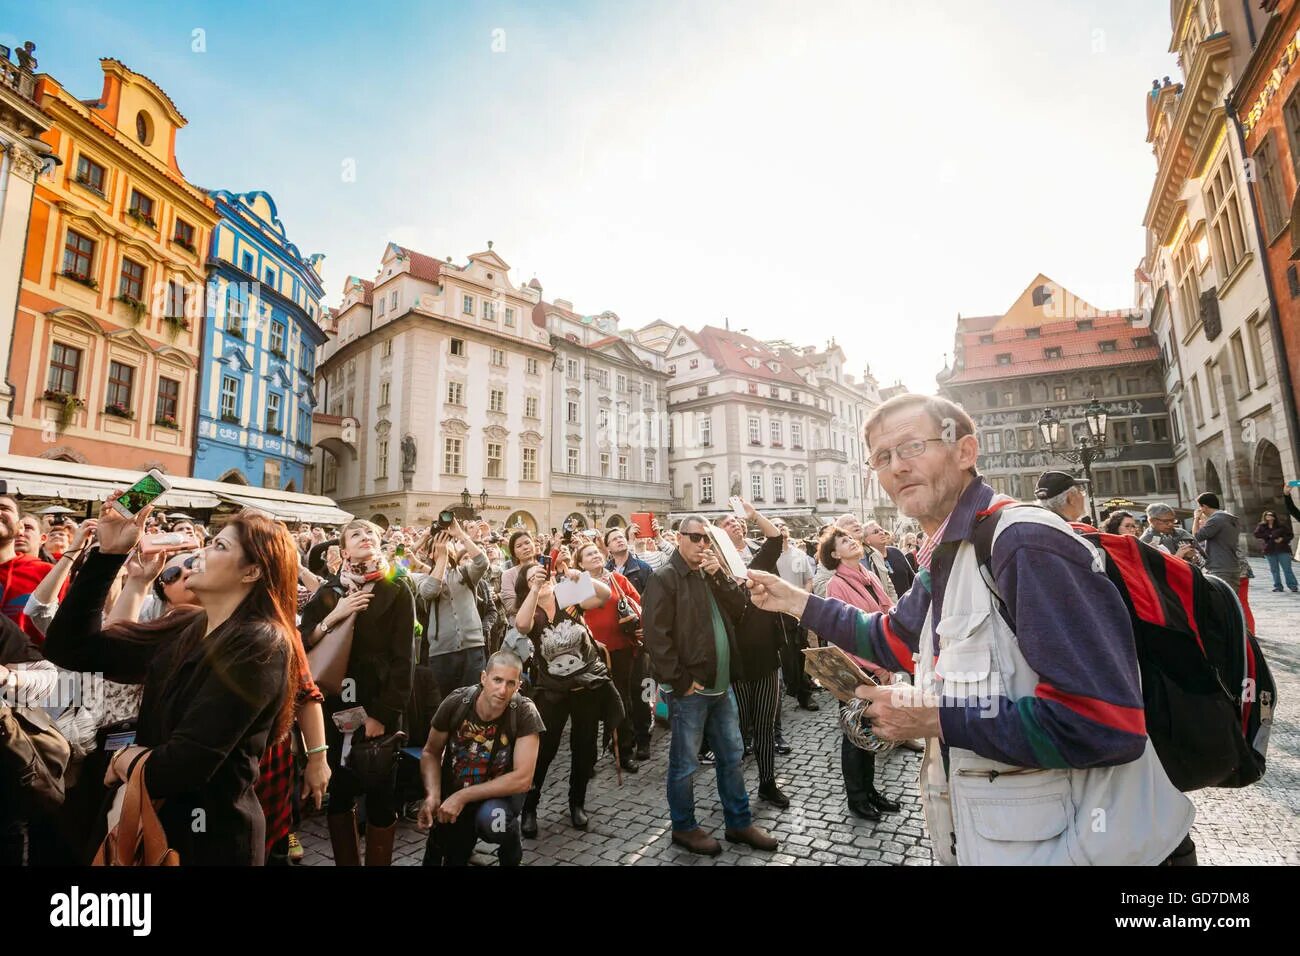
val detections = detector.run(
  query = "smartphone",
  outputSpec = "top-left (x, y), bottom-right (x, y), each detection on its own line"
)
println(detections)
top-left (539, 554), bottom-right (552, 570)
top-left (139, 531), bottom-right (199, 556)
top-left (728, 496), bottom-right (746, 519)
top-left (104, 729), bottom-right (136, 752)
top-left (110, 469), bottom-right (170, 518)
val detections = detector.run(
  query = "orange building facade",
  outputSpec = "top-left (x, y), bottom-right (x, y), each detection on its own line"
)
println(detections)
top-left (9, 58), bottom-right (217, 474)
top-left (1234, 0), bottom-right (1300, 436)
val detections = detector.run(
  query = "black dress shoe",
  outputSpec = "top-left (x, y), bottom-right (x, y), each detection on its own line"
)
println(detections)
top-left (620, 756), bottom-right (641, 773)
top-left (635, 743), bottom-right (651, 761)
top-left (848, 799), bottom-right (881, 822)
top-left (743, 743), bottom-right (753, 757)
top-left (866, 789), bottom-right (901, 813)
top-left (570, 804), bottom-right (589, 830)
top-left (774, 738), bottom-right (793, 756)
top-left (797, 697), bottom-right (821, 712)
top-left (521, 809), bottom-right (538, 838)
top-left (758, 781), bottom-right (791, 808)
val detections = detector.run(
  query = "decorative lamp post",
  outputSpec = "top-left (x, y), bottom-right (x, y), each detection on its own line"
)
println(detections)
top-left (1037, 396), bottom-right (1113, 526)
top-left (580, 497), bottom-right (610, 528)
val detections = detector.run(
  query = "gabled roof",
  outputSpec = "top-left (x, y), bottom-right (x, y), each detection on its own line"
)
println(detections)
top-left (693, 326), bottom-right (809, 385)
top-left (343, 276), bottom-right (374, 306)
top-left (945, 313), bottom-right (1158, 383)
top-left (390, 245), bottom-right (444, 284)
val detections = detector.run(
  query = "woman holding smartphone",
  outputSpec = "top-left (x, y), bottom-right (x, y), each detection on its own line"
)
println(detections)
top-left (513, 550), bottom-right (619, 836)
top-left (298, 519), bottom-right (414, 867)
top-left (41, 499), bottom-right (300, 866)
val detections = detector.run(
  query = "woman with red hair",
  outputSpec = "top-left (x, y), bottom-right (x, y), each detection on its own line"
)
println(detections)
top-left (43, 501), bottom-right (298, 865)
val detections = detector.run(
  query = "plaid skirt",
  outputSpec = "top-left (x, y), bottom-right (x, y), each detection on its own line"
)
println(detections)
top-left (255, 736), bottom-right (296, 857)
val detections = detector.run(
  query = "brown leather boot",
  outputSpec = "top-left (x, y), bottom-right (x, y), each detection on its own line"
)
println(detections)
top-left (364, 823), bottom-right (397, 867)
top-left (671, 827), bottom-right (722, 856)
top-left (327, 811), bottom-right (360, 867)
top-left (725, 825), bottom-right (779, 851)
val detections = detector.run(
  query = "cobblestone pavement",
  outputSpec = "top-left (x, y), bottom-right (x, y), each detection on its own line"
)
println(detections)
top-left (300, 558), bottom-right (1299, 866)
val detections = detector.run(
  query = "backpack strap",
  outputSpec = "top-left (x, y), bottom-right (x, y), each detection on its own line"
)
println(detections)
top-left (970, 499), bottom-right (1028, 631)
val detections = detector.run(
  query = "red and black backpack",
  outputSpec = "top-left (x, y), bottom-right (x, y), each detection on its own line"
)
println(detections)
top-left (972, 502), bottom-right (1275, 792)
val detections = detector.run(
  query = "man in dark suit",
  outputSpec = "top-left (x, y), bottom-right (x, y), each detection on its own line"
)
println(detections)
top-left (863, 521), bottom-right (915, 599)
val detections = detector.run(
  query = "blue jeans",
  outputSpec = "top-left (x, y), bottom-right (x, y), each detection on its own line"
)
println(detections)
top-left (429, 646), bottom-right (486, 700)
top-left (1265, 551), bottom-right (1298, 590)
top-left (665, 688), bottom-right (751, 832)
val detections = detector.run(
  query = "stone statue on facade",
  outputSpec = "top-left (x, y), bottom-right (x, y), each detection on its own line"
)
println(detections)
top-left (401, 434), bottom-right (416, 473)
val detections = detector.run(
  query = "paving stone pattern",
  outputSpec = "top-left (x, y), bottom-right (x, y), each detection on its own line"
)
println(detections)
top-left (300, 559), bottom-right (1299, 866)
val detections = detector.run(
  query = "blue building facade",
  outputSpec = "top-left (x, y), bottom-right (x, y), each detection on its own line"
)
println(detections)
top-left (195, 190), bottom-right (327, 490)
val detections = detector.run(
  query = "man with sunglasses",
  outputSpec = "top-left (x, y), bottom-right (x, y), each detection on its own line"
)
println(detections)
top-left (642, 515), bottom-right (779, 857)
top-left (745, 393), bottom-right (1193, 866)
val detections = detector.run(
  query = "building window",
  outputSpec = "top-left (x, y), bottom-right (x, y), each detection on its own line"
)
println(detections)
top-left (1254, 133), bottom-right (1289, 238)
top-left (119, 258), bottom-right (145, 301)
top-left (128, 189), bottom-right (154, 222)
top-left (1230, 332), bottom-right (1251, 397)
top-left (381, 339), bottom-right (393, 358)
top-left (700, 417), bottom-right (712, 446)
top-left (1247, 319), bottom-right (1268, 384)
top-left (595, 369), bottom-right (609, 388)
top-left (322, 452), bottom-right (338, 491)
top-left (1153, 417), bottom-right (1169, 442)
top-left (155, 376), bottom-right (179, 423)
top-left (241, 251), bottom-right (254, 274)
top-left (996, 353), bottom-right (1012, 365)
top-left (697, 385), bottom-right (708, 397)
top-left (389, 291), bottom-right (397, 312)
top-left (450, 338), bottom-right (466, 356)
top-left (689, 359), bottom-right (699, 369)
top-left (598, 408), bottom-right (610, 432)
top-left (374, 439), bottom-right (388, 479)
top-left (617, 373), bottom-right (627, 393)
top-left (617, 410), bottom-right (628, 440)
top-left (376, 297), bottom-right (386, 317)
top-left (1174, 238), bottom-right (1199, 337)
top-left (645, 381), bottom-right (655, 401)
top-left (220, 376), bottom-right (239, 420)
top-left (487, 442), bottom-right (503, 478)
top-left (269, 320), bottom-right (285, 355)
top-left (525, 396), bottom-right (539, 418)
top-left (567, 359), bottom-right (579, 380)
top-left (447, 381), bottom-right (464, 405)
top-left (106, 361), bottom-right (134, 411)
top-left (62, 229), bottom-right (95, 279)
top-left (1098, 340), bottom-right (1116, 353)
top-left (600, 452), bottom-right (611, 477)
top-left (645, 457), bottom-right (655, 483)
top-left (74, 155), bottom-right (105, 193)
top-left (567, 448), bottom-right (579, 474)
top-left (521, 447), bottom-right (537, 481)
top-left (1044, 347), bottom-right (1062, 359)
top-left (619, 456), bottom-right (629, 480)
top-left (1205, 362), bottom-right (1220, 417)
top-left (817, 476), bottom-right (829, 501)
top-left (790, 390), bottom-right (800, 403)
top-left (1190, 372), bottom-right (1205, 426)
top-left (750, 472), bottom-right (763, 500)
top-left (793, 474), bottom-right (806, 501)
top-left (1019, 428), bottom-right (1035, 450)
top-left (791, 421), bottom-right (803, 448)
top-left (526, 357), bottom-right (538, 375)
top-left (749, 417), bottom-right (761, 445)
top-left (1205, 154), bottom-right (1247, 277)
top-left (1003, 391), bottom-right (1015, 407)
top-left (567, 401), bottom-right (579, 423)
top-left (226, 288), bottom-right (245, 333)
top-left (379, 381), bottom-right (390, 406)
top-left (985, 431), bottom-right (1002, 453)
top-left (266, 392), bottom-right (282, 433)
top-left (773, 474), bottom-right (785, 501)
top-left (47, 342), bottom-right (83, 395)
top-left (482, 299), bottom-right (496, 321)
top-left (491, 348), bottom-right (505, 367)
top-left (504, 307), bottom-right (515, 327)
top-left (444, 437), bottom-right (463, 475)
top-left (490, 389), bottom-right (505, 413)
top-left (696, 473), bottom-right (715, 504)
top-left (263, 458), bottom-right (281, 489)
top-left (166, 280), bottom-right (187, 320)
top-left (1111, 420), bottom-right (1131, 445)
top-left (1053, 385), bottom-right (1067, 401)
top-left (172, 218), bottom-right (195, 249)
top-left (463, 295), bottom-right (474, 315)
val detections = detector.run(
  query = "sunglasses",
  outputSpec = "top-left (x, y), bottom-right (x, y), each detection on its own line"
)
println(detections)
top-left (680, 531), bottom-right (711, 544)
top-left (159, 555), bottom-right (198, 585)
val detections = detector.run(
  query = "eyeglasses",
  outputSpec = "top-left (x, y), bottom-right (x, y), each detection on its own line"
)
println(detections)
top-left (159, 555), bottom-right (198, 585)
top-left (866, 437), bottom-right (949, 471)
top-left (680, 531), bottom-right (711, 544)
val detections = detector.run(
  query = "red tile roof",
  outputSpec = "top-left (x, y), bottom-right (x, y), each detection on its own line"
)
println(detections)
top-left (945, 315), bottom-right (1158, 383)
top-left (694, 327), bottom-right (809, 385)
top-left (393, 246), bottom-right (444, 284)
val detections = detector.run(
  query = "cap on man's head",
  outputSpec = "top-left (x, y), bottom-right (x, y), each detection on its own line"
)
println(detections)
top-left (1034, 471), bottom-right (1089, 499)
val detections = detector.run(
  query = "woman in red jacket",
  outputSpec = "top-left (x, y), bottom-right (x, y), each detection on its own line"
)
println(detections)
top-left (577, 542), bottom-right (648, 773)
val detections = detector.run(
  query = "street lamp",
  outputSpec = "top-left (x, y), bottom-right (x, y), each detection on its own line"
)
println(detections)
top-left (580, 497), bottom-right (610, 528)
top-left (460, 487), bottom-right (472, 511)
top-left (1038, 396), bottom-right (1113, 526)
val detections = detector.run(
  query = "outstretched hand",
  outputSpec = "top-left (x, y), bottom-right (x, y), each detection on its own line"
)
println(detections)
top-left (97, 494), bottom-right (151, 555)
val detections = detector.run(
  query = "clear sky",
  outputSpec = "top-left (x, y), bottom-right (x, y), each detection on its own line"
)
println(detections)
top-left (4, 0), bottom-right (1179, 394)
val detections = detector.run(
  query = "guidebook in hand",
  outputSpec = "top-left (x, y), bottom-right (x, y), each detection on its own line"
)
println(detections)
top-left (706, 524), bottom-right (750, 578)
top-left (801, 645), bottom-right (880, 703)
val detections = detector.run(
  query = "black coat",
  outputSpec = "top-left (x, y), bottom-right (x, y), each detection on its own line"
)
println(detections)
top-left (734, 535), bottom-right (786, 681)
top-left (298, 572), bottom-right (415, 731)
top-left (882, 545), bottom-right (916, 597)
top-left (42, 551), bottom-right (288, 866)
top-left (642, 551), bottom-right (749, 693)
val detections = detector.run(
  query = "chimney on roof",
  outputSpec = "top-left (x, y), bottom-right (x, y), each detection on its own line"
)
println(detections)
top-left (487, 240), bottom-right (493, 250)
top-left (724, 317), bottom-right (729, 330)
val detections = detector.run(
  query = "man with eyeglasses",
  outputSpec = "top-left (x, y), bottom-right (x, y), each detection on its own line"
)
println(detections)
top-left (1140, 503), bottom-right (1202, 565)
top-left (642, 515), bottom-right (779, 857)
top-left (745, 393), bottom-right (1194, 865)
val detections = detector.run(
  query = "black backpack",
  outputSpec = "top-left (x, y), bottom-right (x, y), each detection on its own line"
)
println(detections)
top-left (439, 686), bottom-right (521, 781)
top-left (972, 503), bottom-right (1275, 792)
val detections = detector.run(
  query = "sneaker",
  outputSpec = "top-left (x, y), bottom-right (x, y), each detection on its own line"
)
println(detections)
top-left (287, 832), bottom-right (304, 865)
top-left (698, 750), bottom-right (716, 765)
top-left (1273, 587), bottom-right (1284, 592)
top-left (774, 737), bottom-right (793, 756)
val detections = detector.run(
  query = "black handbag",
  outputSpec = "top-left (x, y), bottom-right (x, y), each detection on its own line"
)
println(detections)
top-left (346, 730), bottom-right (407, 792)
top-left (610, 576), bottom-right (642, 637)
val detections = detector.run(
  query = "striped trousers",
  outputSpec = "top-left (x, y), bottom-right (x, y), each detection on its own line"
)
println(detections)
top-left (733, 670), bottom-right (780, 786)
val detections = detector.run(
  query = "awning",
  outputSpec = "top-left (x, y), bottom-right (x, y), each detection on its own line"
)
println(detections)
top-left (214, 490), bottom-right (353, 525)
top-left (0, 469), bottom-right (221, 509)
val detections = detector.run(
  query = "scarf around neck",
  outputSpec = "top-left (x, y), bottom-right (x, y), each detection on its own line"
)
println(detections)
top-left (340, 556), bottom-right (388, 592)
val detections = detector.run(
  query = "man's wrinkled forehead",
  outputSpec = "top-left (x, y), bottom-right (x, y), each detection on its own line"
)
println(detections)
top-left (865, 409), bottom-right (937, 450)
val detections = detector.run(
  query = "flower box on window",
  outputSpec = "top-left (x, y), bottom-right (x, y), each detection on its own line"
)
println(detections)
top-left (127, 207), bottom-right (158, 229)
top-left (72, 174), bottom-right (106, 198)
top-left (171, 235), bottom-right (196, 253)
top-left (43, 390), bottom-right (85, 430)
top-left (270, 348), bottom-right (287, 360)
top-left (154, 414), bottom-right (180, 430)
top-left (220, 412), bottom-right (241, 424)
top-left (114, 294), bottom-right (146, 324)
top-left (59, 271), bottom-right (98, 290)
top-left (103, 403), bottom-right (134, 420)
top-left (225, 325), bottom-right (245, 339)
top-left (162, 315), bottom-right (191, 341)
top-left (265, 425), bottom-right (283, 436)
